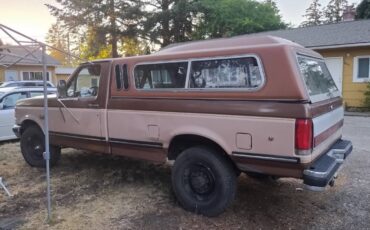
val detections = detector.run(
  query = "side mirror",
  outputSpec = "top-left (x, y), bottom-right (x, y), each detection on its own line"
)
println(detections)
top-left (57, 80), bottom-right (67, 98)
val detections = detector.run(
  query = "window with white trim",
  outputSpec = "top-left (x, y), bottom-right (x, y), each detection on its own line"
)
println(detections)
top-left (189, 57), bottom-right (263, 89)
top-left (353, 56), bottom-right (370, 82)
top-left (22, 71), bottom-right (51, 81)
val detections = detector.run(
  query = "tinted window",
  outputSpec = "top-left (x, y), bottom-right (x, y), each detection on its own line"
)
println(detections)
top-left (123, 64), bottom-right (129, 90)
top-left (24, 82), bottom-right (37, 86)
top-left (134, 62), bottom-right (188, 89)
top-left (298, 55), bottom-right (339, 101)
top-left (115, 65), bottom-right (123, 90)
top-left (189, 57), bottom-right (263, 89)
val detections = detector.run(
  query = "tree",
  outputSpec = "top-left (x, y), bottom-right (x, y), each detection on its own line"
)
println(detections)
top-left (46, 0), bottom-right (143, 58)
top-left (46, 22), bottom-right (70, 65)
top-left (142, 0), bottom-right (199, 48)
top-left (77, 26), bottom-right (112, 60)
top-left (120, 37), bottom-right (150, 57)
top-left (301, 0), bottom-right (323, 27)
top-left (324, 0), bottom-right (348, 23)
top-left (356, 0), bottom-right (370, 19)
top-left (194, 0), bottom-right (286, 39)
top-left (46, 0), bottom-right (288, 53)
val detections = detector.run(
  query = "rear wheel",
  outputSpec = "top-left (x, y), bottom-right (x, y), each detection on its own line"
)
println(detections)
top-left (171, 146), bottom-right (236, 217)
top-left (20, 125), bottom-right (61, 168)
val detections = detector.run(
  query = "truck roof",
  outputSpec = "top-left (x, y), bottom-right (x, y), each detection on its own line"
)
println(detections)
top-left (91, 36), bottom-right (319, 63)
top-left (156, 35), bottom-right (302, 54)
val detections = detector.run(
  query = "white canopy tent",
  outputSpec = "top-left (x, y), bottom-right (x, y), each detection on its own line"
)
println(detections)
top-left (0, 24), bottom-right (81, 221)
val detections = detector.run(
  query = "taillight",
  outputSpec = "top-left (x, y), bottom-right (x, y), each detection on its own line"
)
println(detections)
top-left (295, 119), bottom-right (313, 151)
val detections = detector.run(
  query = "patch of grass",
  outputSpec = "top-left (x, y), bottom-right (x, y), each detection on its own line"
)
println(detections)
top-left (0, 140), bottom-right (361, 229)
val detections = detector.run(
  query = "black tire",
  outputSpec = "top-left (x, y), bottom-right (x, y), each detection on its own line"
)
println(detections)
top-left (20, 125), bottom-right (61, 168)
top-left (171, 146), bottom-right (236, 217)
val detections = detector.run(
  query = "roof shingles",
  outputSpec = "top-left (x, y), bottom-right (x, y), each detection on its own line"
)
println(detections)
top-left (252, 19), bottom-right (370, 48)
top-left (0, 47), bottom-right (60, 66)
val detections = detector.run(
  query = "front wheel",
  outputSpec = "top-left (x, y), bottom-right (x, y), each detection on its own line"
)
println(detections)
top-left (171, 146), bottom-right (236, 217)
top-left (20, 125), bottom-right (61, 168)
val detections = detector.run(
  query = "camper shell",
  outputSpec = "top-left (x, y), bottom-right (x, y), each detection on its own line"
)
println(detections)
top-left (13, 36), bottom-right (352, 216)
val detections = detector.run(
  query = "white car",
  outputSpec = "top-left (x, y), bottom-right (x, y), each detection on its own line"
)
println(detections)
top-left (0, 87), bottom-right (56, 141)
top-left (0, 80), bottom-right (55, 88)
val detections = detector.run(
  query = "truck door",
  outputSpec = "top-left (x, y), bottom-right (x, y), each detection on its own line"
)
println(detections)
top-left (49, 62), bottom-right (111, 153)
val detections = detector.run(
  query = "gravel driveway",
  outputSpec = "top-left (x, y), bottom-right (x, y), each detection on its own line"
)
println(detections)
top-left (0, 116), bottom-right (369, 229)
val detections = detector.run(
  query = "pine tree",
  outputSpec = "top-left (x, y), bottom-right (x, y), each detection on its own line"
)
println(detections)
top-left (46, 0), bottom-right (144, 58)
top-left (46, 22), bottom-right (70, 66)
top-left (324, 0), bottom-right (349, 23)
top-left (142, 0), bottom-right (199, 48)
top-left (120, 37), bottom-right (150, 57)
top-left (356, 0), bottom-right (370, 19)
top-left (301, 0), bottom-right (323, 27)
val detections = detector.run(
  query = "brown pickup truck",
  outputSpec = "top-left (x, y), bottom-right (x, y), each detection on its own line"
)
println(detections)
top-left (13, 36), bottom-right (352, 216)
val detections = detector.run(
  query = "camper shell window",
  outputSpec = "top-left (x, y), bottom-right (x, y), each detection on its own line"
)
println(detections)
top-left (189, 56), bottom-right (263, 89)
top-left (134, 62), bottom-right (188, 89)
top-left (297, 55), bottom-right (340, 102)
top-left (133, 55), bottom-right (265, 91)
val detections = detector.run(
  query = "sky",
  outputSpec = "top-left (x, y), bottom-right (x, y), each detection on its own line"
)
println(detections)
top-left (0, 0), bottom-right (362, 43)
top-left (274, 0), bottom-right (360, 26)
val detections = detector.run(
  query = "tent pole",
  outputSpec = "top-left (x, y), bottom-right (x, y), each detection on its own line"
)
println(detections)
top-left (42, 44), bottom-right (52, 221)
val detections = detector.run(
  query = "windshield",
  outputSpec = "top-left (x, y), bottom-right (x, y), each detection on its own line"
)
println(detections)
top-left (297, 55), bottom-right (340, 103)
top-left (0, 92), bottom-right (5, 99)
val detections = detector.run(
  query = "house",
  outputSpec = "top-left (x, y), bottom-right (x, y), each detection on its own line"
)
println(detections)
top-left (253, 19), bottom-right (370, 108)
top-left (0, 47), bottom-right (60, 84)
top-left (55, 67), bottom-right (75, 82)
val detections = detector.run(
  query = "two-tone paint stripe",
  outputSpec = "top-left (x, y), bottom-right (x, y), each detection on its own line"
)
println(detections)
top-left (232, 152), bottom-right (300, 163)
top-left (49, 131), bottom-right (163, 149)
top-left (312, 107), bottom-right (344, 147)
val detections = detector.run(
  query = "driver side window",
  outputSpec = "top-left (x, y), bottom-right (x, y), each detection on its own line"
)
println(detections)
top-left (67, 64), bottom-right (101, 98)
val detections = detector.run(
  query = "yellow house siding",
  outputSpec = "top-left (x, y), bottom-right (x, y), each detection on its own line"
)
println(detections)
top-left (56, 74), bottom-right (71, 82)
top-left (0, 65), bottom-right (57, 84)
top-left (318, 47), bottom-right (370, 108)
top-left (0, 67), bottom-right (4, 82)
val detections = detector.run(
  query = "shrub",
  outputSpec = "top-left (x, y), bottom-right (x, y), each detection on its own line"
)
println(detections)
top-left (364, 81), bottom-right (370, 110)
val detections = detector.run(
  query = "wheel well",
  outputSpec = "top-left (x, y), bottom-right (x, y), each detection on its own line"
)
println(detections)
top-left (20, 120), bottom-right (41, 135)
top-left (168, 134), bottom-right (239, 173)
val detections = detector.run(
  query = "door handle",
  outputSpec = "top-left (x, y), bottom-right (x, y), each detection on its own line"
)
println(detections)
top-left (88, 103), bottom-right (100, 108)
